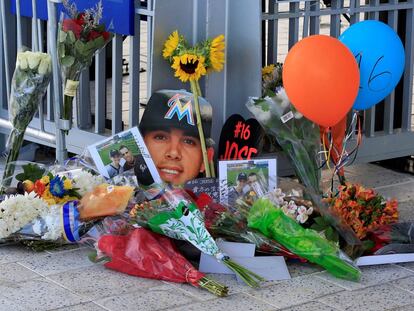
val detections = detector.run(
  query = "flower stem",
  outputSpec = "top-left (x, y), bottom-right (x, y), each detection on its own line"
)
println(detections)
top-left (1, 129), bottom-right (25, 189)
top-left (62, 94), bottom-right (74, 135)
top-left (198, 276), bottom-right (229, 297)
top-left (222, 258), bottom-right (264, 288)
top-left (190, 80), bottom-right (211, 178)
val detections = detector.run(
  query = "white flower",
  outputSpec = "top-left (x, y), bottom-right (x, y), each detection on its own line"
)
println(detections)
top-left (72, 171), bottom-right (105, 196)
top-left (39, 205), bottom-right (62, 240)
top-left (38, 56), bottom-right (52, 75)
top-left (27, 52), bottom-right (42, 70)
top-left (296, 213), bottom-right (309, 224)
top-left (17, 53), bottom-right (28, 70)
top-left (306, 206), bottom-right (314, 215)
top-left (248, 102), bottom-right (272, 124)
top-left (0, 192), bottom-right (49, 239)
top-left (297, 206), bottom-right (307, 215)
top-left (277, 88), bottom-right (290, 109)
top-left (294, 111), bottom-right (303, 119)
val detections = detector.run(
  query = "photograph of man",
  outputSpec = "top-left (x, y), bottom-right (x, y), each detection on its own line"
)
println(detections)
top-left (139, 90), bottom-right (213, 185)
top-left (105, 149), bottom-right (124, 178)
top-left (227, 172), bottom-right (250, 205)
top-left (119, 145), bottom-right (137, 171)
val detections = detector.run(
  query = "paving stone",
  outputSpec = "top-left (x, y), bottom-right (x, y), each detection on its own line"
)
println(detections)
top-left (0, 278), bottom-right (89, 311)
top-left (50, 302), bottom-right (107, 311)
top-left (0, 245), bottom-right (43, 264)
top-left (287, 262), bottom-right (323, 278)
top-left (397, 200), bottom-right (414, 222)
top-left (391, 276), bottom-right (414, 294)
top-left (0, 262), bottom-right (41, 284)
top-left (47, 265), bottom-right (161, 300)
top-left (315, 264), bottom-right (414, 290)
top-left (0, 296), bottom-right (27, 311)
top-left (280, 301), bottom-right (340, 311)
top-left (165, 293), bottom-right (277, 311)
top-left (247, 275), bottom-right (344, 309)
top-left (374, 182), bottom-right (414, 202)
top-left (95, 284), bottom-right (198, 311)
top-left (392, 304), bottom-right (414, 311)
top-left (17, 248), bottom-right (95, 276)
top-left (319, 283), bottom-right (414, 311)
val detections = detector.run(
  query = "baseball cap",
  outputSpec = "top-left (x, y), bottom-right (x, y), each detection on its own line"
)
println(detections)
top-left (237, 172), bottom-right (247, 181)
top-left (139, 89), bottom-right (212, 140)
top-left (109, 149), bottom-right (120, 157)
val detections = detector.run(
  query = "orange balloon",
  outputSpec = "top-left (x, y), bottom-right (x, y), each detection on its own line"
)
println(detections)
top-left (282, 35), bottom-right (359, 128)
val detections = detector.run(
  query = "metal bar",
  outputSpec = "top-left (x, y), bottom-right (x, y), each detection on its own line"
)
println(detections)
top-left (31, 0), bottom-right (39, 51)
top-left (46, 30), bottom-right (54, 121)
top-left (0, 0), bottom-right (11, 108)
top-left (0, 118), bottom-right (55, 144)
top-left (95, 49), bottom-right (106, 134)
top-left (288, 2), bottom-right (299, 49)
top-left (369, 0), bottom-right (380, 20)
top-left (402, 0), bottom-right (414, 131)
top-left (350, 0), bottom-right (360, 24)
top-left (330, 0), bottom-right (341, 37)
top-left (309, 0), bottom-right (320, 35)
top-left (383, 0), bottom-right (398, 134)
top-left (111, 34), bottom-right (123, 134)
top-left (129, 0), bottom-right (141, 128)
top-left (146, 0), bottom-right (153, 97)
top-left (267, 0), bottom-right (279, 63)
top-left (47, 0), bottom-right (67, 163)
top-left (16, 0), bottom-right (23, 50)
top-left (37, 20), bottom-right (43, 51)
top-left (365, 105), bottom-right (376, 138)
top-left (78, 69), bottom-right (91, 129)
top-left (302, 0), bottom-right (310, 38)
top-left (262, 3), bottom-right (414, 20)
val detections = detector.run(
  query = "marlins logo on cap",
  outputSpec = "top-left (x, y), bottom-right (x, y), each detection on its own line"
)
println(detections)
top-left (164, 93), bottom-right (195, 126)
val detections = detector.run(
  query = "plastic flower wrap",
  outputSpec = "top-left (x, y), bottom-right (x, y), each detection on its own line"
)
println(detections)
top-left (162, 31), bottom-right (225, 177)
top-left (58, 0), bottom-right (112, 131)
top-left (84, 218), bottom-right (228, 297)
top-left (194, 192), bottom-right (302, 260)
top-left (247, 198), bottom-right (361, 281)
top-left (1, 50), bottom-right (52, 188)
top-left (246, 63), bottom-right (321, 194)
top-left (129, 186), bottom-right (263, 287)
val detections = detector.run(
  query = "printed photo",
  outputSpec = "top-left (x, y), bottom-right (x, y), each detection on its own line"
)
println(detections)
top-left (219, 159), bottom-right (277, 206)
top-left (88, 127), bottom-right (161, 185)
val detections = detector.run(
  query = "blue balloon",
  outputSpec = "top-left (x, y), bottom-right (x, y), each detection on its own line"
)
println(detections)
top-left (339, 20), bottom-right (405, 110)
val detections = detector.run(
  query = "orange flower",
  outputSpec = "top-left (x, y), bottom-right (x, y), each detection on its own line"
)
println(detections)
top-left (34, 180), bottom-right (46, 196)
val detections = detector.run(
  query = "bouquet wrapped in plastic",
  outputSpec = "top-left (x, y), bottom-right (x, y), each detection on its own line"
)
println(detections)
top-left (195, 192), bottom-right (301, 260)
top-left (2, 51), bottom-right (52, 187)
top-left (59, 0), bottom-right (112, 130)
top-left (0, 168), bottom-right (134, 246)
top-left (129, 186), bottom-right (264, 287)
top-left (247, 198), bottom-right (361, 281)
top-left (85, 218), bottom-right (228, 297)
top-left (246, 63), bottom-right (321, 194)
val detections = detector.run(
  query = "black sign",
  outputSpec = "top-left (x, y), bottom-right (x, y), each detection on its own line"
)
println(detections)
top-left (184, 178), bottom-right (220, 202)
top-left (218, 114), bottom-right (264, 160)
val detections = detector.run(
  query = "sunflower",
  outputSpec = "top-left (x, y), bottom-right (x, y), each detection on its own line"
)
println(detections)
top-left (171, 53), bottom-right (207, 82)
top-left (163, 31), bottom-right (180, 59)
top-left (261, 64), bottom-right (275, 76)
top-left (208, 34), bottom-right (225, 72)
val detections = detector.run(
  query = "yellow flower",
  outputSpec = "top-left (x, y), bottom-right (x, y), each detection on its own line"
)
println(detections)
top-left (209, 35), bottom-right (225, 72)
top-left (262, 64), bottom-right (275, 76)
top-left (172, 54), bottom-right (207, 82)
top-left (163, 31), bottom-right (180, 59)
top-left (41, 176), bottom-right (50, 184)
top-left (63, 179), bottom-right (73, 190)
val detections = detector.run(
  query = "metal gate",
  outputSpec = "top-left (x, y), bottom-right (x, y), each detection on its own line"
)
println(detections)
top-left (1, 0), bottom-right (414, 164)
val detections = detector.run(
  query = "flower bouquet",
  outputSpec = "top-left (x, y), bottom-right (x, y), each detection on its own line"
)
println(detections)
top-left (195, 192), bottom-right (302, 260)
top-left (1, 51), bottom-right (52, 188)
top-left (129, 187), bottom-right (264, 287)
top-left (162, 31), bottom-right (225, 177)
top-left (58, 0), bottom-right (112, 131)
top-left (248, 198), bottom-right (361, 281)
top-left (246, 63), bottom-right (321, 194)
top-left (85, 218), bottom-right (228, 297)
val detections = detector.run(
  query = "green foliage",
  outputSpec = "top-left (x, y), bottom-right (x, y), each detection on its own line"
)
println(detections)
top-left (311, 216), bottom-right (339, 243)
top-left (15, 164), bottom-right (46, 182)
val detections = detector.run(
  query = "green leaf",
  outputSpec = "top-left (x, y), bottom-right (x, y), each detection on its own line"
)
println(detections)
top-left (58, 43), bottom-right (66, 58)
top-left (74, 40), bottom-right (88, 56)
top-left (310, 223), bottom-right (325, 231)
top-left (325, 227), bottom-right (339, 243)
top-left (314, 216), bottom-right (328, 227)
top-left (61, 56), bottom-right (75, 67)
top-left (15, 164), bottom-right (45, 182)
top-left (66, 30), bottom-right (76, 43)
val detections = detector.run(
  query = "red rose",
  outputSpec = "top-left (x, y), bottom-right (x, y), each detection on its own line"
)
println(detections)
top-left (62, 19), bottom-right (82, 39)
top-left (102, 31), bottom-right (110, 41)
top-left (34, 180), bottom-right (46, 196)
top-left (88, 30), bottom-right (101, 41)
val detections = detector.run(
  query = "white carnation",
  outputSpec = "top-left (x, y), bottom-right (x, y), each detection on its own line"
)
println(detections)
top-left (0, 192), bottom-right (49, 239)
top-left (72, 171), bottom-right (105, 196)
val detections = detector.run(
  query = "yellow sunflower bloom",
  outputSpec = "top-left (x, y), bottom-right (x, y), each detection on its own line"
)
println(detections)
top-left (63, 179), bottom-right (73, 190)
top-left (41, 175), bottom-right (50, 184)
top-left (209, 34), bottom-right (225, 72)
top-left (171, 54), bottom-right (207, 82)
top-left (163, 31), bottom-right (180, 59)
top-left (262, 64), bottom-right (275, 76)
